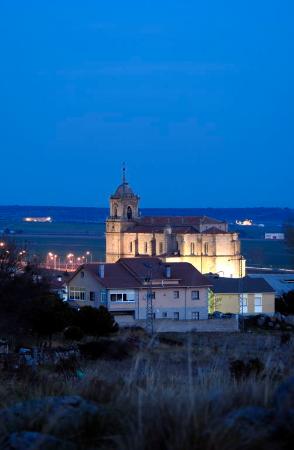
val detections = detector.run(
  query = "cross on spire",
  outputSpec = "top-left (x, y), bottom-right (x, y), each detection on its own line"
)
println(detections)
top-left (122, 162), bottom-right (126, 184)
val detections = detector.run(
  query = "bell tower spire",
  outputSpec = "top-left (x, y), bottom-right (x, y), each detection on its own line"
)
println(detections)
top-left (122, 161), bottom-right (126, 184)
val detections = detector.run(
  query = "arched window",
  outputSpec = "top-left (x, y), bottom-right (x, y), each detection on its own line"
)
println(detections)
top-left (127, 206), bottom-right (132, 220)
top-left (113, 205), bottom-right (118, 218)
top-left (190, 242), bottom-right (195, 255)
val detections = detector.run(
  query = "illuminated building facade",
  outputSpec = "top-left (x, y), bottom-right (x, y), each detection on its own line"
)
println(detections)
top-left (105, 173), bottom-right (245, 278)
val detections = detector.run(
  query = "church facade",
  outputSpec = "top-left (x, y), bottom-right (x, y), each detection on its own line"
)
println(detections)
top-left (105, 175), bottom-right (245, 278)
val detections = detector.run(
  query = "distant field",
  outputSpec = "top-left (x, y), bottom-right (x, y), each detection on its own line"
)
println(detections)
top-left (1, 216), bottom-right (293, 269)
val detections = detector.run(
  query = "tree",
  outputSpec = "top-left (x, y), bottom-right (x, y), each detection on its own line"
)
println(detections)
top-left (275, 290), bottom-right (294, 315)
top-left (76, 306), bottom-right (119, 337)
top-left (208, 289), bottom-right (222, 314)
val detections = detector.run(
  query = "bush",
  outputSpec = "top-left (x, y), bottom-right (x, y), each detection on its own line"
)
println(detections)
top-left (64, 326), bottom-right (84, 341)
top-left (78, 339), bottom-right (131, 360)
top-left (76, 306), bottom-right (119, 337)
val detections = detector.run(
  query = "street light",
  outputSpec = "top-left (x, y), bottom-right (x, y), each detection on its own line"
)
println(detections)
top-left (86, 251), bottom-right (92, 263)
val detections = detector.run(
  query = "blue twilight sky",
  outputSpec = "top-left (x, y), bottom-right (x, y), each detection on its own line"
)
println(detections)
top-left (0, 1), bottom-right (293, 208)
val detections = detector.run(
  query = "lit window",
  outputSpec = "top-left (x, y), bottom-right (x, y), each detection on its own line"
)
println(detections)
top-left (191, 290), bottom-right (199, 300)
top-left (69, 287), bottom-right (86, 301)
top-left (173, 291), bottom-right (180, 299)
top-left (254, 294), bottom-right (262, 313)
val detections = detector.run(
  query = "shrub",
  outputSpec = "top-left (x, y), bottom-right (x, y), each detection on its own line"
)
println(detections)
top-left (76, 306), bottom-right (119, 337)
top-left (64, 326), bottom-right (84, 341)
top-left (79, 339), bottom-right (131, 360)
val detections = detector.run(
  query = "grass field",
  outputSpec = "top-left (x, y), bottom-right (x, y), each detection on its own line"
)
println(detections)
top-left (1, 330), bottom-right (294, 449)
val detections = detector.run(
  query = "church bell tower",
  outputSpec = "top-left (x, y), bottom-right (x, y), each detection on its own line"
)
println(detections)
top-left (105, 165), bottom-right (140, 263)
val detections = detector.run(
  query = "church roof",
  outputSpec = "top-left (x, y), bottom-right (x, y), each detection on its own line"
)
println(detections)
top-left (111, 182), bottom-right (138, 199)
top-left (139, 216), bottom-right (225, 226)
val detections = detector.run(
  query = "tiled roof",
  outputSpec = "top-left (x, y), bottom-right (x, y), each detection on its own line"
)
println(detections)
top-left (139, 216), bottom-right (225, 226)
top-left (68, 257), bottom-right (211, 289)
top-left (125, 224), bottom-right (199, 234)
top-left (207, 275), bottom-right (275, 294)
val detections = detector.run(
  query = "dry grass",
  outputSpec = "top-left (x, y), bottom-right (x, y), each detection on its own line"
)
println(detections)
top-left (0, 331), bottom-right (293, 449)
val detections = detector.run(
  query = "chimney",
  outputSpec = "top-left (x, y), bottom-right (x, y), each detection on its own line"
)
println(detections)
top-left (99, 264), bottom-right (105, 278)
top-left (165, 265), bottom-right (171, 278)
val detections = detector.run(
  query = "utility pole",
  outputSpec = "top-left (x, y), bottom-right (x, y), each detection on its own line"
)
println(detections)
top-left (144, 263), bottom-right (154, 335)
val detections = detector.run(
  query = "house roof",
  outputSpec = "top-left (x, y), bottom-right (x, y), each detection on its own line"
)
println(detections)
top-left (207, 275), bottom-right (275, 294)
top-left (68, 257), bottom-right (211, 289)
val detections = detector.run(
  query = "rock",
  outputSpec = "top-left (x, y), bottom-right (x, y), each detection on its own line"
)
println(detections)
top-left (0, 396), bottom-right (105, 438)
top-left (0, 432), bottom-right (76, 450)
top-left (225, 406), bottom-right (273, 429)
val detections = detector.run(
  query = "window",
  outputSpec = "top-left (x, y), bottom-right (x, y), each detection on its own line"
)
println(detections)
top-left (144, 242), bottom-right (148, 253)
top-left (192, 312), bottom-right (199, 320)
top-left (90, 291), bottom-right (95, 301)
top-left (174, 312), bottom-right (179, 320)
top-left (69, 287), bottom-right (85, 301)
top-left (159, 242), bottom-right (163, 254)
top-left (80, 271), bottom-right (84, 278)
top-left (191, 290), bottom-right (200, 300)
top-left (100, 291), bottom-right (107, 303)
top-left (190, 242), bottom-right (195, 255)
top-left (162, 312), bottom-right (168, 318)
top-left (239, 294), bottom-right (248, 313)
top-left (129, 242), bottom-right (133, 253)
top-left (254, 294), bottom-right (263, 313)
top-left (110, 293), bottom-right (129, 302)
top-left (152, 291), bottom-right (156, 299)
top-left (173, 290), bottom-right (180, 299)
top-left (204, 243), bottom-right (209, 255)
top-left (127, 206), bottom-right (132, 220)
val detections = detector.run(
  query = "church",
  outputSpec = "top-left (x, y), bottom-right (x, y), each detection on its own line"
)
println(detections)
top-left (105, 170), bottom-right (245, 278)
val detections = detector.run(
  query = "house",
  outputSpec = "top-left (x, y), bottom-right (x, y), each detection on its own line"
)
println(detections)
top-left (66, 257), bottom-right (211, 321)
top-left (208, 275), bottom-right (275, 315)
top-left (105, 169), bottom-right (245, 278)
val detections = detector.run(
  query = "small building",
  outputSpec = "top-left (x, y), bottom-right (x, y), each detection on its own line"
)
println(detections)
top-left (265, 233), bottom-right (285, 240)
top-left (208, 276), bottom-right (275, 315)
top-left (67, 257), bottom-right (211, 321)
top-left (247, 267), bottom-right (294, 297)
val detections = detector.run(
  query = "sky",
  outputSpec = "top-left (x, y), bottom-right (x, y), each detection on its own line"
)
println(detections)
top-left (0, 0), bottom-right (293, 208)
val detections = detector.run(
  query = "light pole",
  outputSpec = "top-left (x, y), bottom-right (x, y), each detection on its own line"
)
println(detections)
top-left (144, 263), bottom-right (154, 335)
top-left (86, 251), bottom-right (92, 263)
top-left (228, 256), bottom-right (245, 331)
